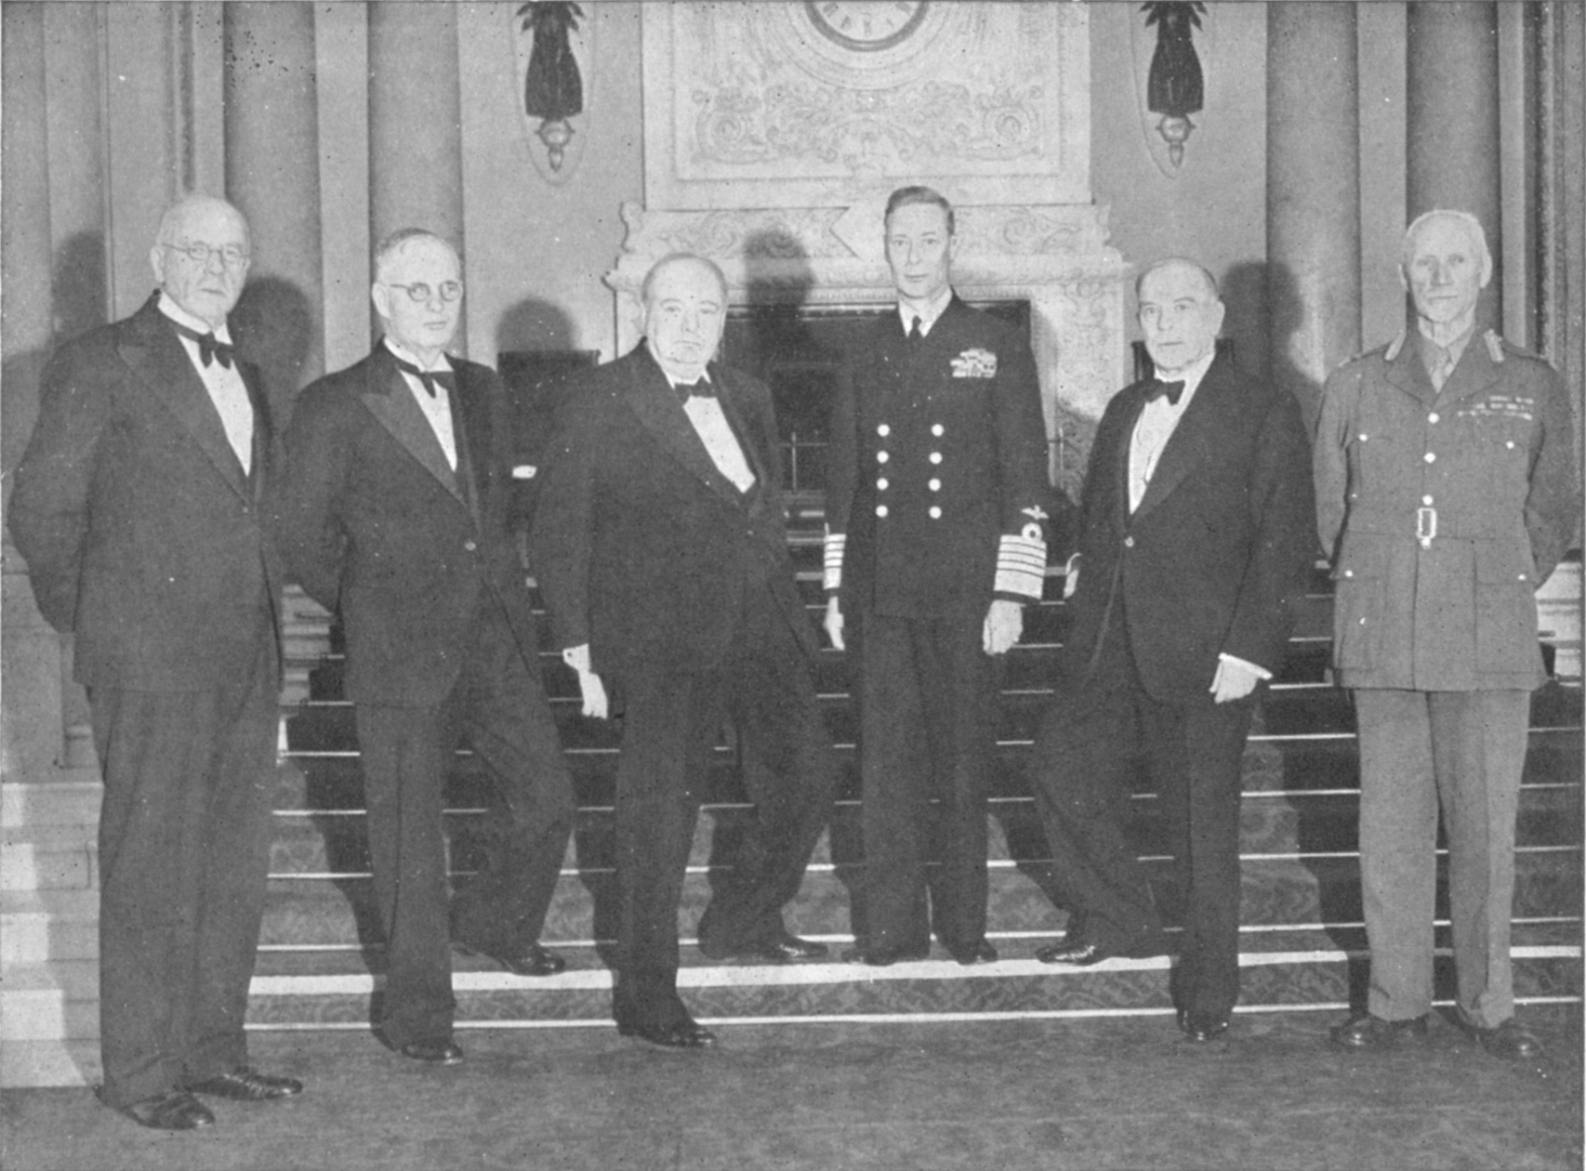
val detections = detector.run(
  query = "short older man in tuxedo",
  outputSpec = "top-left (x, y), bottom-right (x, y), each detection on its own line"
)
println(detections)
top-left (9, 195), bottom-right (300, 1129)
top-left (529, 253), bottom-right (837, 1049)
top-left (1029, 258), bottom-right (1315, 1042)
top-left (272, 229), bottom-right (575, 1066)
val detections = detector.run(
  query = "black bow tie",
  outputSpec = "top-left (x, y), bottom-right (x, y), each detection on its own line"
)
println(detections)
top-left (1145, 378), bottom-right (1186, 406)
top-left (394, 358), bottom-right (455, 398)
top-left (170, 321), bottom-right (235, 369)
top-left (675, 379), bottom-right (716, 401)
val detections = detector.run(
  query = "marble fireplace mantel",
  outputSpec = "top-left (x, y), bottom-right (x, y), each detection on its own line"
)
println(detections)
top-left (608, 3), bottom-right (1131, 488)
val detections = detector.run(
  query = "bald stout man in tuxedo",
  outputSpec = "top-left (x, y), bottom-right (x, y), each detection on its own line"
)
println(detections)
top-left (529, 253), bottom-right (836, 1049)
top-left (1029, 258), bottom-right (1315, 1043)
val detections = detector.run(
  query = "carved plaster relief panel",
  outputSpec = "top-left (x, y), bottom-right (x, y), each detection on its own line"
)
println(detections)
top-left (642, 2), bottom-right (1091, 210)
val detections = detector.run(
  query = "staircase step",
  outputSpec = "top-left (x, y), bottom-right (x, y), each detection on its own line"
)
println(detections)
top-left (2, 889), bottom-right (100, 964)
top-left (240, 947), bottom-right (1580, 1030)
top-left (271, 723), bottom-right (1583, 814)
top-left (258, 780), bottom-right (1583, 877)
top-left (253, 848), bottom-right (1582, 949)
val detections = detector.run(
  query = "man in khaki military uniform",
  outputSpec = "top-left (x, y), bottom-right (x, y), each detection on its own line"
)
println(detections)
top-left (1315, 209), bottom-right (1578, 1059)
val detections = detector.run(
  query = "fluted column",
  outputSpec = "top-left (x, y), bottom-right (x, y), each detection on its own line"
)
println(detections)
top-left (223, 1), bottom-right (325, 414)
top-left (1267, 1), bottom-right (1361, 424)
top-left (367, 1), bottom-right (466, 348)
top-left (1407, 0), bottom-right (1501, 331)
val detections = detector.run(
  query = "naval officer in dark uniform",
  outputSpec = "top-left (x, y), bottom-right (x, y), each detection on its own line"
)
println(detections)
top-left (825, 186), bottom-right (1054, 966)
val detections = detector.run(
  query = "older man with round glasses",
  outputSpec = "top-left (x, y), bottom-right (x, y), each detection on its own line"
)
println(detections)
top-left (10, 194), bottom-right (299, 1130)
top-left (272, 228), bottom-right (577, 1067)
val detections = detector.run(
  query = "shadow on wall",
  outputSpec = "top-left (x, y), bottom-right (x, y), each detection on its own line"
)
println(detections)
top-left (1218, 260), bottom-right (1270, 388)
top-left (2, 231), bottom-right (108, 484)
top-left (1254, 258), bottom-right (1326, 431)
top-left (231, 276), bottom-right (319, 433)
top-left (495, 297), bottom-right (580, 359)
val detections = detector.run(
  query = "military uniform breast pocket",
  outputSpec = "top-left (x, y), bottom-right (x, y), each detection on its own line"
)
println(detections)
top-left (1444, 408), bottom-right (1526, 500)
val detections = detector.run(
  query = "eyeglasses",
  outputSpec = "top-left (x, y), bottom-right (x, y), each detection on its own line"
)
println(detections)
top-left (384, 281), bottom-right (464, 304)
top-left (162, 240), bottom-right (250, 267)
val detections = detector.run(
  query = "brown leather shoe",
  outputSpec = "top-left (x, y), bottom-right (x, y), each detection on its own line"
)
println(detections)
top-left (1329, 1011), bottom-right (1430, 1049)
top-left (1035, 938), bottom-right (1109, 966)
top-left (399, 1040), bottom-right (465, 1065)
top-left (111, 1089), bottom-right (216, 1131)
top-left (700, 932), bottom-right (829, 963)
top-left (453, 940), bottom-right (567, 977)
top-left (185, 1066), bottom-right (303, 1100)
top-left (617, 1018), bottom-right (718, 1049)
top-left (1458, 1015), bottom-right (1543, 1060)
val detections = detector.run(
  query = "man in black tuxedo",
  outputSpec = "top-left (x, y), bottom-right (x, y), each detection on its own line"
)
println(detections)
top-left (528, 253), bottom-right (837, 1049)
top-left (271, 229), bottom-right (575, 1066)
top-left (824, 186), bottom-right (1053, 966)
top-left (1029, 258), bottom-right (1315, 1042)
top-left (9, 195), bottom-right (300, 1129)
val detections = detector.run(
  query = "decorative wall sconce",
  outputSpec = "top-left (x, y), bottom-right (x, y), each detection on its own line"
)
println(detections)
top-left (515, 1), bottom-right (590, 184)
top-left (1135, 1), bottom-right (1207, 176)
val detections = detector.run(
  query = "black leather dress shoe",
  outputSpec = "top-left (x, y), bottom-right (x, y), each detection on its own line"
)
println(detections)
top-left (617, 1019), bottom-right (718, 1050)
top-left (399, 1040), bottom-right (465, 1065)
top-left (1458, 1015), bottom-right (1543, 1060)
top-left (701, 932), bottom-right (829, 963)
top-left (454, 940), bottom-right (567, 977)
top-left (184, 1066), bottom-right (303, 1100)
top-left (1034, 939), bottom-right (1108, 966)
top-left (1329, 1011), bottom-right (1430, 1049)
top-left (841, 944), bottom-right (930, 966)
top-left (113, 1090), bottom-right (215, 1131)
top-left (1177, 1009), bottom-right (1231, 1043)
top-left (950, 940), bottom-right (999, 966)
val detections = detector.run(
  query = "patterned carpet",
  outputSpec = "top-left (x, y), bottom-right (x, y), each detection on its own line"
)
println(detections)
top-left (4, 1009), bottom-right (1580, 1171)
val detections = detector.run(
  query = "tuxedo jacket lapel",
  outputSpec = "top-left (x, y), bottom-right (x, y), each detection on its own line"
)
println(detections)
top-left (1132, 359), bottom-right (1231, 521)
top-left (450, 368), bottom-right (490, 523)
top-left (622, 352), bottom-right (749, 507)
top-left (121, 302), bottom-right (252, 501)
top-left (356, 349), bottom-right (470, 511)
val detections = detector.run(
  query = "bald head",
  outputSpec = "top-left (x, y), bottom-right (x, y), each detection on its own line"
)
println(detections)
top-left (150, 195), bottom-right (252, 329)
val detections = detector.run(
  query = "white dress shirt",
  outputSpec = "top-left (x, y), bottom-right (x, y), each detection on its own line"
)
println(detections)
top-left (159, 293), bottom-right (253, 474)
top-left (896, 286), bottom-right (952, 338)
top-left (385, 338), bottom-right (457, 471)
top-left (1128, 350), bottom-right (1215, 514)
top-left (662, 366), bottom-right (756, 493)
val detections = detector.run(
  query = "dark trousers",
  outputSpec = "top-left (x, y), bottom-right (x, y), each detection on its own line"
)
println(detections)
top-left (1031, 624), bottom-right (1255, 1018)
top-left (850, 606), bottom-right (999, 957)
top-left (355, 604), bottom-right (575, 1048)
top-left (610, 582), bottom-right (836, 1030)
top-left (89, 651), bottom-right (279, 1108)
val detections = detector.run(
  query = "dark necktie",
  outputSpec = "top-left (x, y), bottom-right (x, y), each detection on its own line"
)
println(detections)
top-left (675, 378), bottom-right (715, 402)
top-left (170, 320), bottom-right (235, 369)
top-left (1145, 378), bottom-right (1185, 406)
top-left (907, 316), bottom-right (923, 341)
top-left (394, 358), bottom-right (456, 399)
